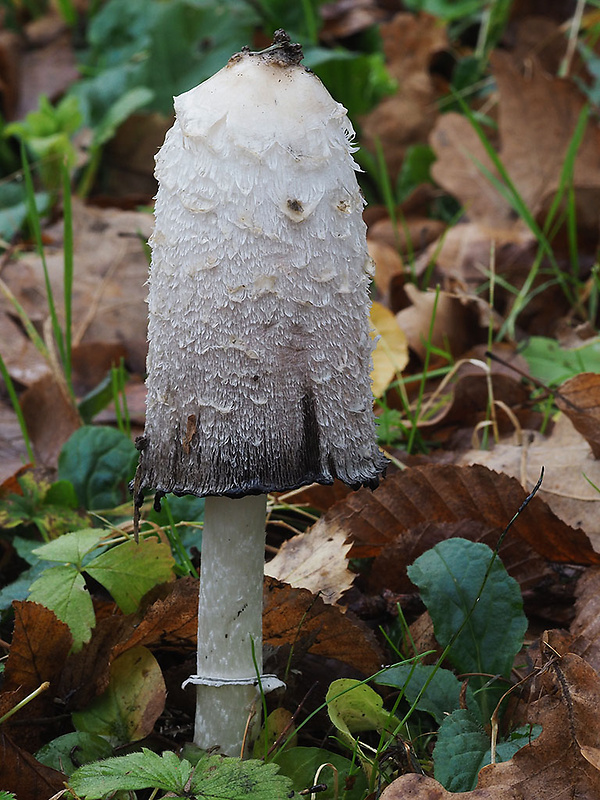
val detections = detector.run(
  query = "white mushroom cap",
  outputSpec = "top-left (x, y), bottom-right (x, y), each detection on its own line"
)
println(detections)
top-left (136, 32), bottom-right (388, 501)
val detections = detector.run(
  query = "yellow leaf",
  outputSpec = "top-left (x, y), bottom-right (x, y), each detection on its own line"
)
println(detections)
top-left (370, 301), bottom-right (409, 398)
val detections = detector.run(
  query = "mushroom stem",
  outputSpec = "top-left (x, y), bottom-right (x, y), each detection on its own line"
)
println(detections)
top-left (193, 493), bottom-right (268, 756)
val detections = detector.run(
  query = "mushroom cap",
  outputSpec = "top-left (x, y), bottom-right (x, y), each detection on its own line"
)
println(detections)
top-left (137, 38), bottom-right (388, 500)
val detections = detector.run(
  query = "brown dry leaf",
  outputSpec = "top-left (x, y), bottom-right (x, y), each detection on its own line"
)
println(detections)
top-left (458, 414), bottom-right (600, 549)
top-left (414, 221), bottom-right (536, 292)
top-left (395, 285), bottom-right (487, 361)
top-left (1, 200), bottom-right (152, 349)
top-left (360, 12), bottom-right (447, 180)
top-left (381, 652), bottom-right (600, 799)
top-left (12, 14), bottom-right (79, 119)
top-left (265, 518), bottom-right (355, 604)
top-left (368, 239), bottom-right (403, 298)
top-left (0, 734), bottom-right (66, 800)
top-left (324, 464), bottom-right (599, 594)
top-left (320, 0), bottom-right (386, 41)
top-left (20, 373), bottom-right (81, 465)
top-left (263, 578), bottom-right (383, 676)
top-left (0, 312), bottom-right (48, 386)
top-left (430, 52), bottom-right (600, 229)
top-left (368, 216), bottom-right (446, 255)
top-left (569, 567), bottom-right (600, 673)
top-left (0, 403), bottom-right (31, 484)
top-left (556, 373), bottom-right (600, 458)
top-left (430, 115), bottom-right (513, 229)
top-left (0, 602), bottom-right (72, 750)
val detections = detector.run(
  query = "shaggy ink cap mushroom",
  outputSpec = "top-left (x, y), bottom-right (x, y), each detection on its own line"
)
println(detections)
top-left (135, 30), bottom-right (388, 511)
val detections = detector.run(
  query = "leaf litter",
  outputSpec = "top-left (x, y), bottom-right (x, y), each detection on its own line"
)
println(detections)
top-left (3, 3), bottom-right (600, 799)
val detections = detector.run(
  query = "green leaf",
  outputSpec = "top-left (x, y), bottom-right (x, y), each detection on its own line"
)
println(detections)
top-left (433, 709), bottom-right (489, 792)
top-left (58, 425), bottom-right (138, 509)
top-left (274, 746), bottom-right (367, 800)
top-left (407, 539), bottom-right (527, 720)
top-left (190, 756), bottom-right (292, 799)
top-left (69, 749), bottom-right (291, 800)
top-left (35, 732), bottom-right (113, 776)
top-left (433, 711), bottom-right (542, 792)
top-left (521, 335), bottom-right (600, 386)
top-left (32, 528), bottom-right (106, 566)
top-left (85, 538), bottom-right (175, 614)
top-left (69, 748), bottom-right (193, 797)
top-left (28, 564), bottom-right (95, 650)
top-left (72, 646), bottom-right (165, 744)
top-left (0, 791), bottom-right (18, 800)
top-left (377, 663), bottom-right (477, 725)
top-left (327, 679), bottom-right (396, 737)
top-left (396, 144), bottom-right (436, 203)
top-left (92, 86), bottom-right (154, 148)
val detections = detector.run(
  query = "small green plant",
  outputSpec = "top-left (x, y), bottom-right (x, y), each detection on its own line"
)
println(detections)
top-left (67, 749), bottom-right (292, 800)
top-left (4, 95), bottom-right (82, 194)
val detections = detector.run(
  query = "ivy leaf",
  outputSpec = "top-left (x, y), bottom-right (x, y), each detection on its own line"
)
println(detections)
top-left (28, 565), bottom-right (95, 650)
top-left (85, 538), bottom-right (175, 613)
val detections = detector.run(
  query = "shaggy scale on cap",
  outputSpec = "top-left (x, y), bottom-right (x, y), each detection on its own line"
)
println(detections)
top-left (135, 31), bottom-right (388, 503)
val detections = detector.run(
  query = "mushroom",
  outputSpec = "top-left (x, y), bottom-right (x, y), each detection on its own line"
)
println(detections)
top-left (133, 30), bottom-right (387, 757)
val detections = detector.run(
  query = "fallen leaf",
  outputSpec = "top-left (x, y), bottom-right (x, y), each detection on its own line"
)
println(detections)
top-left (0, 402), bottom-right (31, 484)
top-left (265, 517), bottom-right (355, 604)
top-left (0, 734), bottom-right (66, 800)
top-left (368, 239), bottom-right (403, 298)
top-left (322, 464), bottom-right (599, 595)
top-left (368, 216), bottom-right (446, 256)
top-left (71, 646), bottom-right (166, 744)
top-left (458, 414), bottom-right (600, 549)
top-left (20, 373), bottom-right (81, 465)
top-left (0, 602), bottom-right (72, 750)
top-left (370, 301), bottom-right (409, 398)
top-left (360, 12), bottom-right (447, 180)
top-left (263, 578), bottom-right (383, 677)
top-left (556, 373), bottom-right (600, 459)
top-left (395, 285), bottom-right (488, 362)
top-left (380, 652), bottom-right (600, 799)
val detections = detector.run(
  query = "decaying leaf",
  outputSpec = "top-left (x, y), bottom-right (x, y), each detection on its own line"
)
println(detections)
top-left (0, 733), bottom-right (66, 800)
top-left (0, 602), bottom-right (72, 750)
top-left (360, 12), bottom-right (447, 180)
top-left (263, 578), bottom-right (383, 677)
top-left (265, 517), bottom-right (355, 604)
top-left (380, 652), bottom-right (600, 799)
top-left (556, 373), bottom-right (600, 459)
top-left (459, 414), bottom-right (600, 549)
top-left (322, 464), bottom-right (599, 595)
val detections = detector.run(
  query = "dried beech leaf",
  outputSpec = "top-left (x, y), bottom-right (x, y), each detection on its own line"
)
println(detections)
top-left (0, 602), bottom-right (72, 749)
top-left (263, 578), bottom-right (383, 676)
top-left (265, 518), bottom-right (354, 604)
top-left (370, 301), bottom-right (409, 398)
top-left (459, 415), bottom-right (600, 549)
top-left (556, 373), bottom-right (600, 459)
top-left (0, 733), bottom-right (66, 800)
top-left (324, 464), bottom-right (599, 594)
